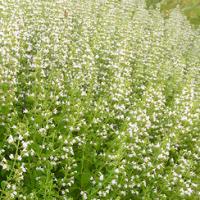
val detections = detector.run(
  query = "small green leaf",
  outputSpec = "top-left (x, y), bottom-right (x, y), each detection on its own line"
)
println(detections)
top-left (81, 171), bottom-right (91, 188)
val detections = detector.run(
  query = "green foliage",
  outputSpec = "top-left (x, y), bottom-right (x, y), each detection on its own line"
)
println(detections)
top-left (147, 0), bottom-right (200, 25)
top-left (0, 0), bottom-right (200, 199)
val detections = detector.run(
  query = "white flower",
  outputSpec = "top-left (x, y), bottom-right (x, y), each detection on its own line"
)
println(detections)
top-left (181, 116), bottom-right (187, 121)
top-left (18, 135), bottom-right (23, 140)
top-left (21, 164), bottom-right (26, 172)
top-left (7, 135), bottom-right (14, 144)
top-left (9, 154), bottom-right (14, 159)
top-left (80, 191), bottom-right (87, 200)
top-left (22, 141), bottom-right (28, 149)
top-left (17, 155), bottom-right (22, 161)
top-left (111, 179), bottom-right (117, 185)
top-left (23, 109), bottom-right (28, 114)
top-left (99, 174), bottom-right (104, 181)
top-left (114, 168), bottom-right (119, 173)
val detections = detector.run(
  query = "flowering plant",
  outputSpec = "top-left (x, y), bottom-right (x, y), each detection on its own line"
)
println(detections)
top-left (0, 0), bottom-right (199, 199)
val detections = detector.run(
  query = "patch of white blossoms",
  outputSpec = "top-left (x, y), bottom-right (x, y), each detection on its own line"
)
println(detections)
top-left (0, 0), bottom-right (199, 199)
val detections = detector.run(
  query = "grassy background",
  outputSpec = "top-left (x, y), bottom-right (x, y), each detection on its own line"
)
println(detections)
top-left (147, 0), bottom-right (200, 25)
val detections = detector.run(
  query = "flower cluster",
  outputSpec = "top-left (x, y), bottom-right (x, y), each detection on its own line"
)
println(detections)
top-left (0, 0), bottom-right (199, 199)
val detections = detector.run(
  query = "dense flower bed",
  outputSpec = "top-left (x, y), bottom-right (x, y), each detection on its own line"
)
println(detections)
top-left (0, 0), bottom-right (200, 199)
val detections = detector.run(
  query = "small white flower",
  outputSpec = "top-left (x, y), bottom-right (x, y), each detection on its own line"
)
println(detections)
top-left (22, 141), bottom-right (28, 149)
top-left (7, 135), bottom-right (14, 144)
top-left (17, 155), bottom-right (22, 161)
top-left (21, 164), bottom-right (26, 172)
top-left (99, 174), bottom-right (104, 181)
top-left (111, 179), bottom-right (117, 185)
top-left (58, 135), bottom-right (63, 140)
top-left (80, 191), bottom-right (87, 200)
top-left (18, 135), bottom-right (23, 140)
top-left (181, 116), bottom-right (187, 121)
top-left (12, 184), bottom-right (16, 190)
top-left (9, 154), bottom-right (14, 159)
top-left (23, 109), bottom-right (28, 114)
top-left (114, 168), bottom-right (119, 173)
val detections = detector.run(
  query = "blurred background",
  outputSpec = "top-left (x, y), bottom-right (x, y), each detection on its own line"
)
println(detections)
top-left (146, 0), bottom-right (200, 25)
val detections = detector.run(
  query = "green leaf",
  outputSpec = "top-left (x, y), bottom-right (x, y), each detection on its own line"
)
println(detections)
top-left (81, 171), bottom-right (91, 188)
